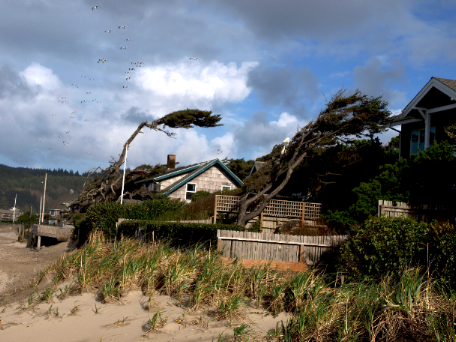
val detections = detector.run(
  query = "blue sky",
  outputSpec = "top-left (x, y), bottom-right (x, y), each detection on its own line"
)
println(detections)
top-left (0, 0), bottom-right (455, 173)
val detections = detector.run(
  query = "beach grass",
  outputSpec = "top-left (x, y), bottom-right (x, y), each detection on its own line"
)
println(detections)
top-left (31, 232), bottom-right (456, 341)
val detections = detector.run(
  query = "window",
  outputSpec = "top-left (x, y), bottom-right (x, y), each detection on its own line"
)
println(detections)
top-left (221, 185), bottom-right (231, 192)
top-left (410, 127), bottom-right (435, 155)
top-left (186, 183), bottom-right (196, 200)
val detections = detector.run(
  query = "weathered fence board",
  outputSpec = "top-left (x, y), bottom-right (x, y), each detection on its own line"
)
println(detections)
top-left (217, 230), bottom-right (347, 264)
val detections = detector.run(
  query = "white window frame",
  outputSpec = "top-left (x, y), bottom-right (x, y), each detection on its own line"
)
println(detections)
top-left (186, 183), bottom-right (197, 200)
top-left (221, 185), bottom-right (231, 192)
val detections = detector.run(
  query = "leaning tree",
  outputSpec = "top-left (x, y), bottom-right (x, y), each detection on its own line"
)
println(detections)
top-left (72, 109), bottom-right (222, 213)
top-left (236, 89), bottom-right (392, 226)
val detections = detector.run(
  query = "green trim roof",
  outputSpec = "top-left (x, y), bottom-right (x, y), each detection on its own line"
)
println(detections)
top-left (164, 159), bottom-right (243, 195)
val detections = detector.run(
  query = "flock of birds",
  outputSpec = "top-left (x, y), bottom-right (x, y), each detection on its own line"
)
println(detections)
top-left (11, 4), bottom-right (200, 166)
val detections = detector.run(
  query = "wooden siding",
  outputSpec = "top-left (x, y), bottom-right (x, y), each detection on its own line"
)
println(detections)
top-left (168, 164), bottom-right (239, 202)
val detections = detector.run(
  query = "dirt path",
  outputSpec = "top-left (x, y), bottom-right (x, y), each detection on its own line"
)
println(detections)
top-left (0, 224), bottom-right (76, 303)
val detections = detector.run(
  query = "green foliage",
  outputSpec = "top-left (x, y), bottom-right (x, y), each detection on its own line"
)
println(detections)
top-left (0, 196), bottom-right (8, 209)
top-left (428, 221), bottom-right (456, 284)
top-left (117, 220), bottom-right (245, 247)
top-left (191, 191), bottom-right (211, 203)
top-left (82, 199), bottom-right (185, 241)
top-left (223, 158), bottom-right (254, 180)
top-left (324, 140), bottom-right (456, 229)
top-left (158, 109), bottom-right (222, 129)
top-left (16, 213), bottom-right (39, 223)
top-left (338, 216), bottom-right (428, 279)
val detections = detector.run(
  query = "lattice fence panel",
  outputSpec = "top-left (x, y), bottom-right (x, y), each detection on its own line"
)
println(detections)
top-left (216, 195), bottom-right (240, 213)
top-left (263, 199), bottom-right (302, 218)
top-left (304, 203), bottom-right (323, 221)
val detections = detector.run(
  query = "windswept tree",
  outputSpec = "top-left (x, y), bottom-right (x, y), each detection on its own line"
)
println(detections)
top-left (237, 89), bottom-right (392, 226)
top-left (72, 109), bottom-right (222, 212)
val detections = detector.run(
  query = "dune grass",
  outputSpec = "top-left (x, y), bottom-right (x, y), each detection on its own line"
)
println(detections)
top-left (29, 232), bottom-right (456, 341)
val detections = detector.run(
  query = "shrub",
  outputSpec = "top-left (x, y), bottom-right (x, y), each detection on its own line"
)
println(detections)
top-left (82, 198), bottom-right (185, 241)
top-left (338, 216), bottom-right (428, 279)
top-left (191, 191), bottom-right (211, 203)
top-left (118, 220), bottom-right (245, 247)
top-left (428, 221), bottom-right (456, 284)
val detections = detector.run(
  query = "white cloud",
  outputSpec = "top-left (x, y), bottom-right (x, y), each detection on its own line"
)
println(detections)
top-left (19, 63), bottom-right (62, 91)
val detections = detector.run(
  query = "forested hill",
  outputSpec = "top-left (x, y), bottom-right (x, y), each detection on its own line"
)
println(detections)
top-left (0, 164), bottom-right (88, 212)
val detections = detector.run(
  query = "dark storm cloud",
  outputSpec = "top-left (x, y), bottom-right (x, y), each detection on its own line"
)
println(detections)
top-left (353, 58), bottom-right (406, 106)
top-left (248, 65), bottom-right (319, 118)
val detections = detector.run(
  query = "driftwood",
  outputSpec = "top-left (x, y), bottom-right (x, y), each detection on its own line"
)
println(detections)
top-left (71, 109), bottom-right (222, 213)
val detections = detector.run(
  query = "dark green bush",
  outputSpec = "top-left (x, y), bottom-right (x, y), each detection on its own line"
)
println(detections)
top-left (428, 221), bottom-right (456, 284)
top-left (83, 199), bottom-right (185, 241)
top-left (118, 220), bottom-right (245, 248)
top-left (338, 216), bottom-right (428, 279)
top-left (191, 191), bottom-right (211, 202)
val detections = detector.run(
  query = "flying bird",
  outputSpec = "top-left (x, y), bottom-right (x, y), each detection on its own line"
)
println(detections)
top-left (89, 78), bottom-right (94, 80)
top-left (59, 135), bottom-right (62, 138)
top-left (92, 6), bottom-right (98, 11)
top-left (85, 119), bottom-right (89, 121)
top-left (189, 57), bottom-right (198, 60)
top-left (66, 131), bottom-right (70, 134)
top-left (126, 77), bottom-right (130, 80)
top-left (97, 101), bottom-right (101, 103)
top-left (71, 111), bottom-right (76, 114)
top-left (129, 68), bottom-right (135, 70)
top-left (81, 76), bottom-right (86, 78)
top-left (105, 30), bottom-right (111, 33)
top-left (125, 71), bottom-right (129, 74)
top-left (70, 116), bottom-right (75, 118)
top-left (86, 92), bottom-right (91, 94)
top-left (126, 38), bottom-right (132, 41)
top-left (120, 46), bottom-right (127, 49)
top-left (118, 25), bottom-right (126, 29)
top-left (37, 140), bottom-right (41, 142)
top-left (61, 97), bottom-right (66, 99)
top-left (87, 152), bottom-right (90, 154)
top-left (123, 86), bottom-right (128, 88)
top-left (52, 114), bottom-right (57, 116)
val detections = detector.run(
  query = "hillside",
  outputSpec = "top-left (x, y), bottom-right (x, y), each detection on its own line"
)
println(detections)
top-left (0, 164), bottom-right (88, 212)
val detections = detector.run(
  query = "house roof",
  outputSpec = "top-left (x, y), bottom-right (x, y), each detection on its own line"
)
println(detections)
top-left (135, 159), bottom-right (244, 195)
top-left (389, 77), bottom-right (456, 127)
top-left (248, 160), bottom-right (266, 177)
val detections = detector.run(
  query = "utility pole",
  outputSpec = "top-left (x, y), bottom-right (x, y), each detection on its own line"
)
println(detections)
top-left (39, 196), bottom-right (42, 224)
top-left (120, 144), bottom-right (129, 205)
top-left (41, 173), bottom-right (47, 224)
top-left (13, 194), bottom-right (17, 223)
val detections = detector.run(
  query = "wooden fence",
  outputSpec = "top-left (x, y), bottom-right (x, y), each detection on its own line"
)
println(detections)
top-left (214, 195), bottom-right (323, 226)
top-left (378, 200), bottom-right (454, 222)
top-left (217, 229), bottom-right (347, 264)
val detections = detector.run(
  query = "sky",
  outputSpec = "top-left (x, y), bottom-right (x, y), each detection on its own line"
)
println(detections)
top-left (1, 0), bottom-right (456, 173)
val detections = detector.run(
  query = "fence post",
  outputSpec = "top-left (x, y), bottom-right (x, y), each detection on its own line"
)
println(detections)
top-left (213, 195), bottom-right (218, 224)
top-left (217, 230), bottom-right (221, 251)
top-left (260, 211), bottom-right (263, 232)
top-left (301, 202), bottom-right (306, 226)
top-left (298, 245), bottom-right (304, 262)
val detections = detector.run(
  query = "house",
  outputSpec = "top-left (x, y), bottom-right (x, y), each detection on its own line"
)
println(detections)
top-left (247, 160), bottom-right (266, 178)
top-left (0, 208), bottom-right (23, 221)
top-left (135, 155), bottom-right (244, 202)
top-left (388, 77), bottom-right (456, 159)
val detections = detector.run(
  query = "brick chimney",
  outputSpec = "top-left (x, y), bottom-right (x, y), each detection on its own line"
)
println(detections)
top-left (167, 154), bottom-right (176, 171)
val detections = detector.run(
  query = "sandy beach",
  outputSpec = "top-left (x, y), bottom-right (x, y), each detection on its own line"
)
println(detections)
top-left (0, 225), bottom-right (289, 341)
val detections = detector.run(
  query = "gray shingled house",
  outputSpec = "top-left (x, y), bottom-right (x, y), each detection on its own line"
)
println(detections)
top-left (388, 77), bottom-right (456, 159)
top-left (135, 155), bottom-right (244, 202)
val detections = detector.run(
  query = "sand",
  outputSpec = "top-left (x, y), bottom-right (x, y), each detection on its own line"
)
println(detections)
top-left (0, 288), bottom-right (289, 341)
top-left (0, 225), bottom-right (290, 341)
